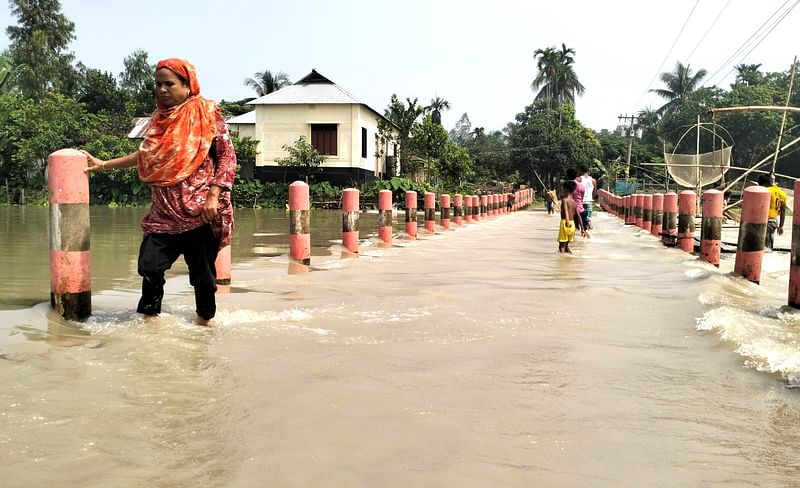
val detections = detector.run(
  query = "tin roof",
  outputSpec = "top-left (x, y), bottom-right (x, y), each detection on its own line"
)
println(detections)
top-left (226, 110), bottom-right (255, 124)
top-left (248, 69), bottom-right (390, 124)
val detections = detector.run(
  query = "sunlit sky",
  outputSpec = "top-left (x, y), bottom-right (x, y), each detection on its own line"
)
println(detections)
top-left (1, 0), bottom-right (798, 132)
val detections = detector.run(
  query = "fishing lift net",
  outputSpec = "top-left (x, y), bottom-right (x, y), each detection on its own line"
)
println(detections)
top-left (664, 146), bottom-right (732, 188)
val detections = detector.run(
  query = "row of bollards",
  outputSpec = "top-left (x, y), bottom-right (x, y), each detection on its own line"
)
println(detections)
top-left (599, 183), bottom-right (800, 309)
top-left (287, 182), bottom-right (533, 264)
top-left (47, 147), bottom-right (534, 320)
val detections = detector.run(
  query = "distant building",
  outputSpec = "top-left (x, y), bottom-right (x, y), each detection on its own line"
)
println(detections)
top-left (225, 110), bottom-right (256, 139)
top-left (248, 69), bottom-right (399, 186)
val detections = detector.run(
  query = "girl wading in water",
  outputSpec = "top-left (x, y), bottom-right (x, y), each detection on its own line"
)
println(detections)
top-left (83, 58), bottom-right (236, 325)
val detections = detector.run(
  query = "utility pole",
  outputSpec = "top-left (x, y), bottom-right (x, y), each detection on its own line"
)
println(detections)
top-left (618, 114), bottom-right (638, 175)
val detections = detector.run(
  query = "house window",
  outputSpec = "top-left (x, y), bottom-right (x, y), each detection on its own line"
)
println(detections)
top-left (311, 124), bottom-right (337, 155)
top-left (361, 127), bottom-right (368, 158)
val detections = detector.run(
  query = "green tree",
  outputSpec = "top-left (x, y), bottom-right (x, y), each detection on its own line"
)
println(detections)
top-left (650, 61), bottom-right (707, 116)
top-left (733, 63), bottom-right (764, 87)
top-left (508, 102), bottom-right (601, 188)
top-left (448, 112), bottom-right (472, 145)
top-left (219, 98), bottom-right (256, 117)
top-left (6, 0), bottom-right (76, 100)
top-left (381, 94), bottom-right (424, 177)
top-left (244, 70), bottom-right (290, 97)
top-left (119, 49), bottom-right (155, 116)
top-left (275, 135), bottom-right (326, 183)
top-left (2, 93), bottom-right (99, 191)
top-left (76, 64), bottom-right (126, 115)
top-left (425, 96), bottom-right (450, 125)
top-left (230, 131), bottom-right (259, 180)
top-left (532, 43), bottom-right (585, 107)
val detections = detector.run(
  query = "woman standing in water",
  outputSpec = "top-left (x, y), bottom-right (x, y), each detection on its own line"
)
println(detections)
top-left (83, 58), bottom-right (236, 325)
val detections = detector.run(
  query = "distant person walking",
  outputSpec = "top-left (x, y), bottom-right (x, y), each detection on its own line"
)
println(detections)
top-left (557, 180), bottom-right (584, 254)
top-left (579, 165), bottom-right (597, 230)
top-left (758, 174), bottom-right (786, 250)
top-left (544, 190), bottom-right (555, 214)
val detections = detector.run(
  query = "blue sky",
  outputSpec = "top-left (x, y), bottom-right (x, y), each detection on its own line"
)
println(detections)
top-left (1, 0), bottom-right (797, 132)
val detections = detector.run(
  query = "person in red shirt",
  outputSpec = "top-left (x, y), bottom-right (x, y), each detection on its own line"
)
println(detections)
top-left (83, 58), bottom-right (236, 325)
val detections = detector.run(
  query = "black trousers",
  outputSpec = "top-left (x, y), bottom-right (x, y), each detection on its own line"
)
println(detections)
top-left (137, 224), bottom-right (220, 320)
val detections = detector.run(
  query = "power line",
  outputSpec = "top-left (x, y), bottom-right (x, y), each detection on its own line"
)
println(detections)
top-left (704, 0), bottom-right (798, 86)
top-left (712, 0), bottom-right (800, 86)
top-left (683, 0), bottom-right (732, 63)
top-left (628, 0), bottom-right (701, 113)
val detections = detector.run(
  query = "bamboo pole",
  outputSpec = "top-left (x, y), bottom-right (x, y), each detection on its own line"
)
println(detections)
top-left (708, 106), bottom-right (800, 114)
top-left (771, 56), bottom-right (797, 177)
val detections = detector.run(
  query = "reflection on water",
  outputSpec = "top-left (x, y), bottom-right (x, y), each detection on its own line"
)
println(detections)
top-left (2, 207), bottom-right (800, 486)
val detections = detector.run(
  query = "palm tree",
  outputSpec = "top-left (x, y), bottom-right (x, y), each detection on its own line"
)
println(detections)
top-left (733, 63), bottom-right (763, 87)
top-left (425, 96), bottom-right (450, 125)
top-left (532, 43), bottom-right (585, 107)
top-left (244, 70), bottom-right (291, 97)
top-left (649, 62), bottom-right (707, 115)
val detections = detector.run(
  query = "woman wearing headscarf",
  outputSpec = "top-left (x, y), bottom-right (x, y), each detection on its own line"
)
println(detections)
top-left (83, 58), bottom-right (236, 325)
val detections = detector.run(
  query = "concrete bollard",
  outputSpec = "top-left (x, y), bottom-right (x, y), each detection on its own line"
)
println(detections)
top-left (48, 149), bottom-right (91, 320)
top-left (453, 194), bottom-right (463, 226)
top-left (480, 195), bottom-right (488, 219)
top-left (678, 190), bottom-right (696, 253)
top-left (215, 243), bottom-right (232, 293)
top-left (626, 195), bottom-right (635, 225)
top-left (642, 194), bottom-right (653, 233)
top-left (342, 188), bottom-right (360, 255)
top-left (465, 195), bottom-right (473, 223)
top-left (651, 193), bottom-right (664, 238)
top-left (440, 194), bottom-right (451, 230)
top-left (405, 191), bottom-right (417, 239)
top-left (424, 192), bottom-right (436, 233)
top-left (473, 195), bottom-right (481, 222)
top-left (662, 192), bottom-right (678, 245)
top-left (700, 189), bottom-right (723, 267)
top-left (633, 193), bottom-right (644, 229)
top-left (289, 181), bottom-right (311, 266)
top-left (378, 189), bottom-right (393, 246)
top-left (734, 186), bottom-right (770, 284)
top-left (789, 180), bottom-right (800, 307)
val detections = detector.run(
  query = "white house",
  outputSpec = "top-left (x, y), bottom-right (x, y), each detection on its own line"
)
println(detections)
top-left (248, 69), bottom-right (399, 185)
top-left (225, 110), bottom-right (256, 139)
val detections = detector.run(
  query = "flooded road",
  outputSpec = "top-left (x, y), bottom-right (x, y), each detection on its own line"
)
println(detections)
top-left (1, 206), bottom-right (800, 486)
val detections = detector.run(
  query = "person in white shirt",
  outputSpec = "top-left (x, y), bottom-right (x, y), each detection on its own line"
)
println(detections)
top-left (579, 164), bottom-right (597, 230)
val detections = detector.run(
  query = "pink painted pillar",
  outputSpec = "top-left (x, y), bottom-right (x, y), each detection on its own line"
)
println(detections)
top-left (465, 195), bottom-right (473, 223)
top-left (734, 186), bottom-right (770, 284)
top-left (480, 195), bottom-right (488, 219)
top-left (48, 149), bottom-right (91, 320)
top-left (289, 181), bottom-right (311, 266)
top-left (378, 189), bottom-right (393, 246)
top-left (214, 242), bottom-right (232, 293)
top-left (342, 188), bottom-right (360, 255)
top-left (651, 193), bottom-right (664, 238)
top-left (453, 194), bottom-right (463, 225)
top-left (473, 195), bottom-right (481, 222)
top-left (440, 194), bottom-right (451, 230)
top-left (678, 190), bottom-right (696, 253)
top-left (642, 194), bottom-right (653, 233)
top-left (662, 192), bottom-right (679, 245)
top-left (424, 192), bottom-right (436, 233)
top-left (789, 180), bottom-right (800, 307)
top-left (634, 194), bottom-right (643, 228)
top-left (700, 189), bottom-right (723, 267)
top-left (405, 191), bottom-right (417, 239)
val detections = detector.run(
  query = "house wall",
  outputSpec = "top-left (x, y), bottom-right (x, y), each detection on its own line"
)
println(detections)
top-left (252, 103), bottom-right (399, 184)
top-left (228, 123), bottom-right (255, 139)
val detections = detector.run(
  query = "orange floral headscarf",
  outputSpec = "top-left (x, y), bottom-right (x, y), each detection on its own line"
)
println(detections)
top-left (138, 58), bottom-right (219, 187)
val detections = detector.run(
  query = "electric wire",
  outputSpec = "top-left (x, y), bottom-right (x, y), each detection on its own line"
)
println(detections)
top-left (683, 0), bottom-right (732, 63)
top-left (704, 0), bottom-right (798, 86)
top-left (627, 0), bottom-right (702, 113)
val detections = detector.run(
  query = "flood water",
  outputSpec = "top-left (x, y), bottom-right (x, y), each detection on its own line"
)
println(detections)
top-left (2, 205), bottom-right (800, 487)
